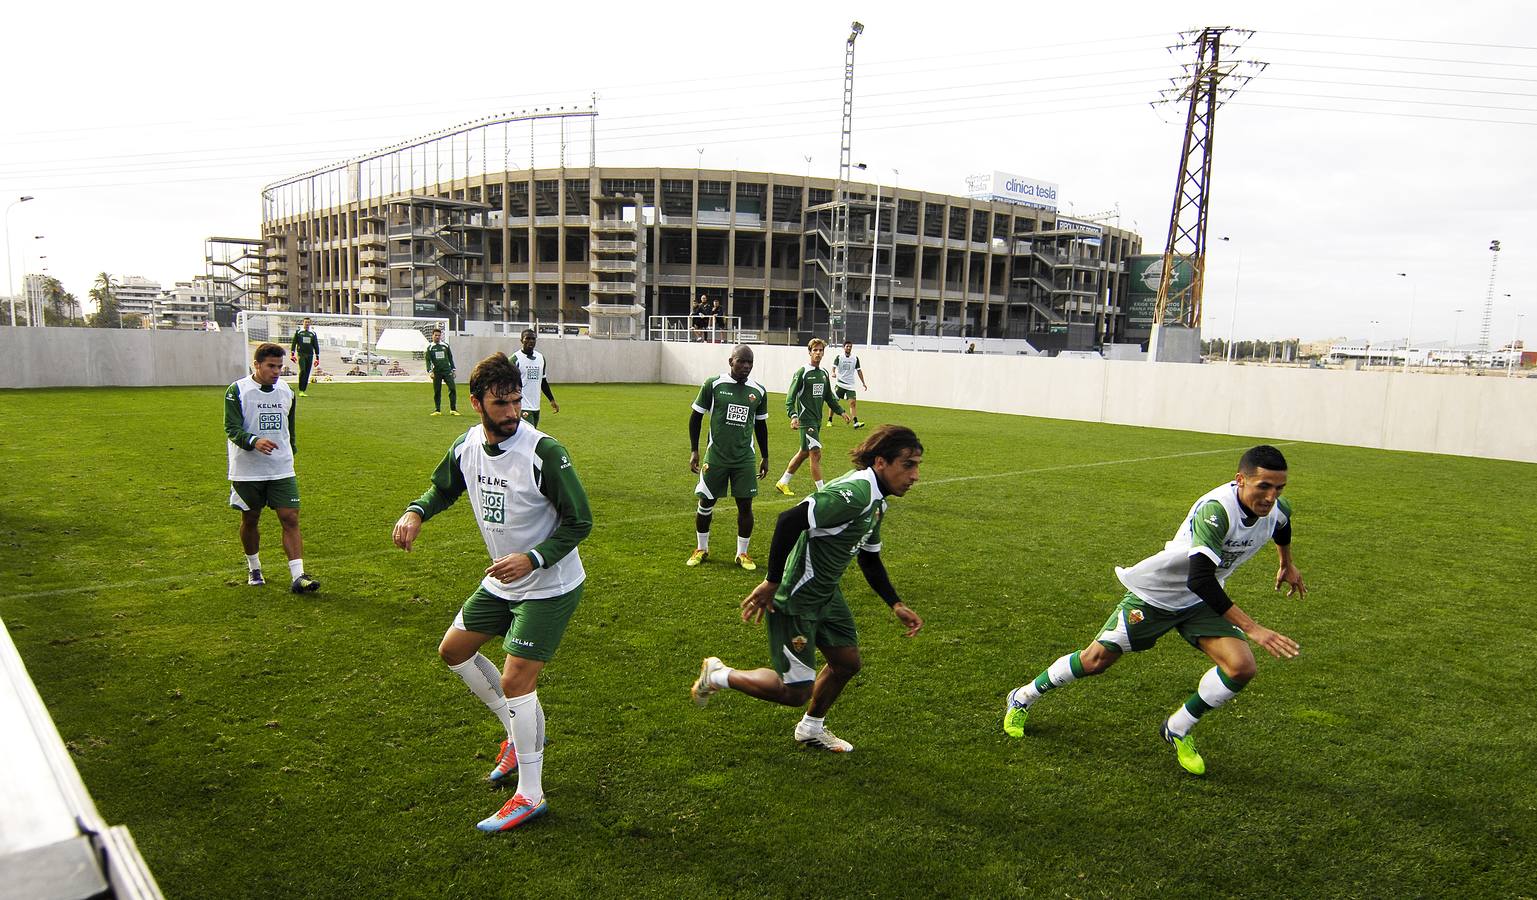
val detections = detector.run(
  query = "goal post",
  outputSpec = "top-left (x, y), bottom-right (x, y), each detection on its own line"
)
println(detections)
top-left (236, 310), bottom-right (449, 374)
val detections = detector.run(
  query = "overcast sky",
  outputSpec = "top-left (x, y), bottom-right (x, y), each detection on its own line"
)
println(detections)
top-left (3, 0), bottom-right (1533, 345)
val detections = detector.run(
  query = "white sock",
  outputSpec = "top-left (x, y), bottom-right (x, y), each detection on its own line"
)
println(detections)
top-left (777, 472), bottom-right (791, 485)
top-left (709, 664), bottom-right (735, 690)
top-left (736, 536), bottom-right (751, 556)
top-left (245, 553), bottom-right (261, 572)
top-left (448, 654), bottom-right (513, 738)
top-left (814, 480), bottom-right (825, 489)
top-left (799, 713), bottom-right (825, 733)
top-left (696, 532), bottom-right (710, 552)
top-left (508, 691), bottom-right (545, 802)
top-left (288, 558), bottom-right (304, 580)
top-left (1166, 706), bottom-right (1199, 738)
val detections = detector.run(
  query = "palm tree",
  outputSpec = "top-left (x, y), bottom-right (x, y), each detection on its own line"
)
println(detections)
top-left (89, 271), bottom-right (119, 328)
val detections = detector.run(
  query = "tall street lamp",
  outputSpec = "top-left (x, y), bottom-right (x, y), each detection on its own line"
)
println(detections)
top-left (1397, 272), bottom-right (1417, 372)
top-left (1219, 236), bottom-right (1243, 362)
top-left (5, 195), bottom-right (35, 327)
top-left (1452, 308), bottom-right (1465, 361)
top-left (854, 162), bottom-right (882, 346)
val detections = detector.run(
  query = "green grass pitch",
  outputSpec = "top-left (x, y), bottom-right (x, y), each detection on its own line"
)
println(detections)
top-left (1, 382), bottom-right (1533, 898)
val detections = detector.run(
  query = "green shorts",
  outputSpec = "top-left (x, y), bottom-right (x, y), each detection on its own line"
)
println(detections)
top-left (521, 409), bottom-right (541, 428)
top-left (1095, 591), bottom-right (1244, 653)
top-left (798, 421), bottom-right (823, 452)
top-left (230, 476), bottom-right (300, 511)
top-left (696, 460), bottom-right (758, 501)
top-left (452, 584), bottom-right (583, 662)
top-left (766, 590), bottom-right (859, 684)
top-left (834, 386), bottom-right (857, 401)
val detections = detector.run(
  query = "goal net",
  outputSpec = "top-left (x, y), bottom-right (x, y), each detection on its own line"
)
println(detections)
top-left (236, 310), bottom-right (449, 374)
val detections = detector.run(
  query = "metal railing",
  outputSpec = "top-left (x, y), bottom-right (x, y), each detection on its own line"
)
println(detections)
top-left (648, 314), bottom-right (745, 344)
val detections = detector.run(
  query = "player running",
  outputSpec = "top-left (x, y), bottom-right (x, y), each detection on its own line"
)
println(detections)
top-left (774, 338), bottom-right (850, 496)
top-left (692, 425), bottom-right (925, 753)
top-left (514, 329), bottom-right (560, 428)
top-left (224, 342), bottom-right (319, 594)
top-left (289, 317), bottom-right (319, 397)
top-left (392, 352), bottom-right (593, 832)
top-left (687, 345), bottom-right (770, 570)
top-left (1002, 445), bottom-right (1307, 776)
top-left (828, 340), bottom-right (867, 429)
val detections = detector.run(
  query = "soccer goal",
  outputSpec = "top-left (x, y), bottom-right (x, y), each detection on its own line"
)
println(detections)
top-left (236, 310), bottom-right (449, 374)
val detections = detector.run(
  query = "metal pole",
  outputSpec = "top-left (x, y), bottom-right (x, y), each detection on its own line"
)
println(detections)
top-left (5, 196), bottom-right (34, 326)
top-left (1398, 272), bottom-right (1416, 373)
top-left (866, 173), bottom-right (880, 346)
top-left (1220, 236), bottom-right (1240, 361)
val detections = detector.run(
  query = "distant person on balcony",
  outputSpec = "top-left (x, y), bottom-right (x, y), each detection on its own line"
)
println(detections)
top-left (514, 329), bottom-right (559, 428)
top-left (289, 317), bottom-right (320, 397)
top-left (966, 342), bottom-right (977, 354)
top-left (224, 342), bottom-right (320, 594)
top-left (829, 340), bottom-right (867, 429)
top-left (691, 294), bottom-right (710, 342)
top-left (709, 298), bottom-right (724, 342)
top-left (776, 339), bottom-right (851, 496)
top-left (427, 327), bottom-right (459, 416)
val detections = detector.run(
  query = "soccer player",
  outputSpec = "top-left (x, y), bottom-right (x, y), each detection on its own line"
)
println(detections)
top-left (514, 329), bottom-right (559, 428)
top-left (691, 425), bottom-right (925, 753)
top-left (426, 327), bottom-right (459, 416)
top-left (1002, 445), bottom-right (1307, 776)
top-left (391, 351), bottom-right (592, 832)
top-left (774, 338), bottom-right (850, 496)
top-left (687, 345), bottom-right (770, 570)
top-left (224, 342), bottom-right (320, 594)
top-left (828, 340), bottom-right (868, 429)
top-left (289, 317), bottom-right (319, 397)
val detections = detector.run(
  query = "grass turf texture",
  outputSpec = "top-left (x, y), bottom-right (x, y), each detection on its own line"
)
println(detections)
top-left (2, 382), bottom-right (1533, 898)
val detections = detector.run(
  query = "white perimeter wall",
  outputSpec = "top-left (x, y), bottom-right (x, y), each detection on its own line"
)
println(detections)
top-left (659, 342), bottom-right (1537, 464)
top-left (0, 326), bottom-right (247, 389)
top-left (3, 329), bottom-right (1532, 464)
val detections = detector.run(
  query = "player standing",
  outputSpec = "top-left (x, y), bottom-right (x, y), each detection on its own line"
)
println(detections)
top-left (774, 339), bottom-right (850, 496)
top-left (514, 329), bottom-right (560, 428)
top-left (692, 425), bottom-right (925, 752)
top-left (224, 342), bottom-right (320, 593)
top-left (426, 327), bottom-right (459, 416)
top-left (687, 345), bottom-right (770, 570)
top-left (289, 317), bottom-right (319, 397)
top-left (1003, 445), bottom-right (1306, 776)
top-left (392, 352), bottom-right (592, 832)
top-left (828, 340), bottom-right (867, 429)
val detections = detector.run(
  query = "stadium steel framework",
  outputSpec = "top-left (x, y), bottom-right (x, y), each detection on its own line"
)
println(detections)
top-left (258, 120), bottom-right (1143, 348)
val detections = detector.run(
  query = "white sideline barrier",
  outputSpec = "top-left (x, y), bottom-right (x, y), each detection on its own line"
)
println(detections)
top-left (0, 327), bottom-right (246, 389)
top-left (0, 618), bottom-right (163, 898)
top-left (658, 342), bottom-right (1537, 464)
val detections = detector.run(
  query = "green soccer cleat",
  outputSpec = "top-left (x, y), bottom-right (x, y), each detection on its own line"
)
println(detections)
top-left (1003, 690), bottom-right (1030, 738)
top-left (1161, 720), bottom-right (1206, 776)
top-left (298, 391), bottom-right (308, 398)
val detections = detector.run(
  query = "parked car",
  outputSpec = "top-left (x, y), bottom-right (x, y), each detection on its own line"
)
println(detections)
top-left (340, 350), bottom-right (396, 366)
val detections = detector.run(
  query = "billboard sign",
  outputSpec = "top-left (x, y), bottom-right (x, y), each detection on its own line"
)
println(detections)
top-left (1056, 216), bottom-right (1103, 247)
top-left (965, 171), bottom-right (1058, 211)
top-left (1124, 254), bottom-right (1191, 329)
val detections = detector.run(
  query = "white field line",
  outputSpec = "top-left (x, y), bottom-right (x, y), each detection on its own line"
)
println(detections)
top-left (2, 442), bottom-right (1292, 601)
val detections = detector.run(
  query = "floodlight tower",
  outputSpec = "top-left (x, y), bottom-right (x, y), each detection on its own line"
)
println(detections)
top-left (1479, 239), bottom-right (1500, 366)
top-left (829, 20), bottom-right (863, 345)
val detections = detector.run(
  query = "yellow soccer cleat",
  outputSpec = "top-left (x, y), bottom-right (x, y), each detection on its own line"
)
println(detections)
top-left (686, 549), bottom-right (709, 567)
top-left (735, 553), bottom-right (757, 571)
top-left (774, 482), bottom-right (795, 496)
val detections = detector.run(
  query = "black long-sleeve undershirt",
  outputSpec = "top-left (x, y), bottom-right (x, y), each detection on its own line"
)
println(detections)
top-left (766, 503), bottom-right (812, 583)
top-left (1186, 553), bottom-right (1234, 616)
top-left (857, 550), bottom-right (902, 607)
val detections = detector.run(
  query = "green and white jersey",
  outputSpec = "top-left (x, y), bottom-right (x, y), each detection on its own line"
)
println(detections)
top-left (408, 422), bottom-right (592, 601)
top-left (1116, 481), bottom-right (1293, 612)
top-left (831, 353), bottom-right (861, 390)
top-left (224, 376), bottom-right (296, 481)
top-left (290, 329), bottom-right (319, 358)
top-left (514, 349), bottom-right (547, 411)
top-left (426, 341), bottom-right (455, 375)
top-left (776, 468), bottom-right (887, 614)
top-left (785, 365), bottom-right (842, 422)
top-left (692, 374), bottom-right (769, 469)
